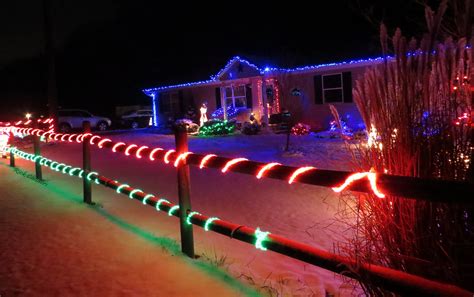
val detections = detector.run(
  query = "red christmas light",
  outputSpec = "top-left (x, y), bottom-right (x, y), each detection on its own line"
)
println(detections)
top-left (288, 166), bottom-right (316, 184)
top-left (199, 154), bottom-right (217, 169)
top-left (149, 148), bottom-right (163, 161)
top-left (136, 146), bottom-right (149, 159)
top-left (222, 158), bottom-right (248, 173)
top-left (164, 150), bottom-right (175, 164)
top-left (174, 152), bottom-right (193, 167)
top-left (256, 162), bottom-right (281, 179)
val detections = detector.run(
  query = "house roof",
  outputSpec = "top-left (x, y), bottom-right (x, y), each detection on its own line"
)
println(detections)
top-left (142, 55), bottom-right (386, 96)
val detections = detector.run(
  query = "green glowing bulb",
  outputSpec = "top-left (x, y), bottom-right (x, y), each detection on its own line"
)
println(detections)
top-left (86, 171), bottom-right (98, 181)
top-left (116, 184), bottom-right (129, 194)
top-left (186, 211), bottom-right (200, 225)
top-left (142, 194), bottom-right (155, 205)
top-left (50, 161), bottom-right (58, 170)
top-left (78, 170), bottom-right (84, 178)
top-left (129, 189), bottom-right (143, 199)
top-left (62, 165), bottom-right (71, 174)
top-left (255, 227), bottom-right (270, 251)
top-left (204, 217), bottom-right (219, 231)
top-left (69, 167), bottom-right (80, 176)
top-left (155, 198), bottom-right (170, 211)
top-left (168, 205), bottom-right (179, 216)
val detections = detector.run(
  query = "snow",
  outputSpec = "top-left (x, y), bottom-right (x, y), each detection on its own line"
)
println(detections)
top-left (1, 131), bottom-right (361, 296)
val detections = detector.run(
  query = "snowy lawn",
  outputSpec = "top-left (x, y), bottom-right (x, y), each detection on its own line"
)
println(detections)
top-left (2, 131), bottom-right (361, 296)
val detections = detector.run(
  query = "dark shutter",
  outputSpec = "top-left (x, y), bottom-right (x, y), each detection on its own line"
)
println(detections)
top-left (245, 84), bottom-right (253, 108)
top-left (314, 75), bottom-right (323, 104)
top-left (215, 87), bottom-right (221, 108)
top-left (342, 72), bottom-right (353, 103)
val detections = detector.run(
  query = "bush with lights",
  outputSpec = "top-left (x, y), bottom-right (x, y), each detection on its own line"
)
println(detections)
top-left (198, 119), bottom-right (236, 136)
top-left (291, 123), bottom-right (310, 136)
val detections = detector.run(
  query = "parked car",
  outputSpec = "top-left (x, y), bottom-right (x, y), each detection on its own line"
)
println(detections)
top-left (58, 109), bottom-right (112, 133)
top-left (120, 109), bottom-right (153, 129)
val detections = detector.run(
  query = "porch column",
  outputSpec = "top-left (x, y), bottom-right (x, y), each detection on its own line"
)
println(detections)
top-left (220, 86), bottom-right (227, 120)
top-left (151, 92), bottom-right (160, 127)
top-left (261, 78), bottom-right (269, 127)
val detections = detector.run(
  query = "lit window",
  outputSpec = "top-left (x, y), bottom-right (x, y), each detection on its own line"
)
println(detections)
top-left (223, 85), bottom-right (247, 108)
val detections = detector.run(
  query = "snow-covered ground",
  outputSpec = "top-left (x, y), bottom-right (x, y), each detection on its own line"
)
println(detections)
top-left (1, 131), bottom-right (361, 296)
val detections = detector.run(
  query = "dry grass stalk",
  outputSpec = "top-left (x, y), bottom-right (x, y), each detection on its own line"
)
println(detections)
top-left (337, 4), bottom-right (473, 295)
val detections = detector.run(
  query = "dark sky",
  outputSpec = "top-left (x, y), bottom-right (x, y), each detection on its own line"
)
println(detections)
top-left (0, 0), bottom-right (431, 118)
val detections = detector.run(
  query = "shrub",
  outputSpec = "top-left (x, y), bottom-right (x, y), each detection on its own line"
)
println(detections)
top-left (198, 120), bottom-right (235, 136)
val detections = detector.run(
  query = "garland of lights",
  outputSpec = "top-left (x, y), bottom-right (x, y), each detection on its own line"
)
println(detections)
top-left (6, 146), bottom-right (275, 252)
top-left (2, 127), bottom-right (386, 197)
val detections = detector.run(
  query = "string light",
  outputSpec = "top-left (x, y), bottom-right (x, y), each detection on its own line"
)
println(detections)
top-left (156, 198), bottom-right (170, 211)
top-left (136, 146), bottom-right (149, 159)
top-left (149, 148), bottom-right (163, 161)
top-left (174, 152), bottom-right (193, 167)
top-left (62, 165), bottom-right (71, 174)
top-left (256, 162), bottom-right (281, 179)
top-left (204, 217), bottom-right (219, 231)
top-left (78, 170), bottom-right (84, 178)
top-left (68, 134), bottom-right (77, 142)
top-left (255, 227), bottom-right (270, 251)
top-left (332, 171), bottom-right (385, 198)
top-left (222, 158), bottom-right (248, 173)
top-left (186, 211), bottom-right (200, 225)
top-left (69, 167), bottom-right (81, 176)
top-left (288, 166), bottom-right (316, 184)
top-left (199, 154), bottom-right (217, 169)
top-left (116, 184), bottom-right (130, 194)
top-left (89, 135), bottom-right (101, 145)
top-left (98, 138), bottom-right (112, 148)
top-left (86, 172), bottom-right (98, 181)
top-left (142, 194), bottom-right (155, 205)
top-left (129, 189), bottom-right (144, 199)
top-left (164, 150), bottom-right (175, 164)
top-left (112, 142), bottom-right (126, 152)
top-left (168, 205), bottom-right (179, 216)
top-left (125, 144), bottom-right (138, 156)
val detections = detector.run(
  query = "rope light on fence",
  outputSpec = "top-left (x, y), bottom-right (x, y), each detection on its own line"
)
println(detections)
top-left (4, 146), bottom-right (472, 296)
top-left (199, 154), bottom-right (217, 169)
top-left (129, 189), bottom-right (143, 199)
top-left (1, 126), bottom-right (389, 199)
top-left (288, 166), bottom-right (316, 184)
top-left (256, 162), bottom-right (281, 179)
top-left (136, 146), bottom-right (149, 159)
top-left (149, 148), bottom-right (163, 161)
top-left (222, 158), bottom-right (248, 173)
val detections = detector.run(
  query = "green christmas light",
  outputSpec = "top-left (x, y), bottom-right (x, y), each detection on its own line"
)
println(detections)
top-left (50, 161), bottom-right (58, 170)
top-left (204, 217), bottom-right (219, 231)
top-left (116, 184), bottom-right (130, 194)
top-left (62, 165), bottom-right (72, 174)
top-left (69, 167), bottom-right (81, 176)
top-left (255, 227), bottom-right (270, 251)
top-left (168, 205), bottom-right (179, 216)
top-left (142, 194), bottom-right (155, 205)
top-left (186, 211), bottom-right (200, 225)
top-left (78, 170), bottom-right (84, 178)
top-left (86, 171), bottom-right (98, 181)
top-left (129, 189), bottom-right (143, 199)
top-left (156, 198), bottom-right (170, 211)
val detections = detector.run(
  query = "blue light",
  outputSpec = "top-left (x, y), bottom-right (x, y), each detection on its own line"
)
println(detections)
top-left (143, 55), bottom-right (389, 95)
top-left (151, 93), bottom-right (158, 127)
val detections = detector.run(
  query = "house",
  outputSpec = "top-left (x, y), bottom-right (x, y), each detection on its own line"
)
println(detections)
top-left (142, 55), bottom-right (385, 130)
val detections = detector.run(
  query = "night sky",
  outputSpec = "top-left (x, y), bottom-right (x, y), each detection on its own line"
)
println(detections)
top-left (0, 0), bottom-right (432, 119)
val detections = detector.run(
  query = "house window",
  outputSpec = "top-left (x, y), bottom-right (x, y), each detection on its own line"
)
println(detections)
top-left (160, 92), bottom-right (179, 113)
top-left (322, 73), bottom-right (343, 103)
top-left (223, 85), bottom-right (247, 108)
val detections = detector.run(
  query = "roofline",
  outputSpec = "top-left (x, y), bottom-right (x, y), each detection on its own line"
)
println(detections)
top-left (142, 55), bottom-right (388, 96)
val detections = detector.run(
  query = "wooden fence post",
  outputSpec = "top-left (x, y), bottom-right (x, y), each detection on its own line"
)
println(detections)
top-left (34, 120), bottom-right (42, 180)
top-left (83, 121), bottom-right (92, 204)
top-left (175, 125), bottom-right (195, 258)
top-left (9, 150), bottom-right (15, 167)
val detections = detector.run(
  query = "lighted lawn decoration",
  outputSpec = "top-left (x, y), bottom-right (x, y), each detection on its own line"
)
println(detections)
top-left (290, 123), bottom-right (310, 135)
top-left (199, 103), bottom-right (208, 127)
top-left (198, 120), bottom-right (235, 136)
top-left (339, 3), bottom-right (473, 294)
top-left (0, 133), bottom-right (9, 157)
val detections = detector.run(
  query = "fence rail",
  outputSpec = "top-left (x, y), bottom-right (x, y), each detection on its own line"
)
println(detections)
top-left (1, 122), bottom-right (473, 296)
